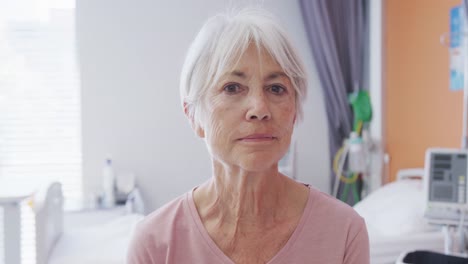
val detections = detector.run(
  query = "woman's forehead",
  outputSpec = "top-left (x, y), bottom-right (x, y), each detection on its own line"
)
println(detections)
top-left (221, 45), bottom-right (286, 77)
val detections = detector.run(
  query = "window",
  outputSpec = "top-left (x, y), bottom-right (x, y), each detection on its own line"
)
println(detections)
top-left (0, 1), bottom-right (80, 263)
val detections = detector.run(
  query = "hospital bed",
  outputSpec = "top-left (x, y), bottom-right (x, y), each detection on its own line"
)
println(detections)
top-left (33, 182), bottom-right (144, 264)
top-left (354, 169), bottom-right (445, 264)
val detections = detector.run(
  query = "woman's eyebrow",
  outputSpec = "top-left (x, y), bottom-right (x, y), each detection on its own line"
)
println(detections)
top-left (230, 70), bottom-right (246, 78)
top-left (265, 71), bottom-right (288, 81)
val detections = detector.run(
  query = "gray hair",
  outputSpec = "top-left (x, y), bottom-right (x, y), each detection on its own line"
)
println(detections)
top-left (180, 8), bottom-right (307, 126)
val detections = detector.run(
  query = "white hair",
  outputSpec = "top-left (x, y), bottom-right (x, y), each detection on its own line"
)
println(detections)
top-left (180, 8), bottom-right (307, 125)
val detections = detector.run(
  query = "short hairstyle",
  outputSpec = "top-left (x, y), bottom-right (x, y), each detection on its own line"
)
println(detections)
top-left (180, 8), bottom-right (307, 126)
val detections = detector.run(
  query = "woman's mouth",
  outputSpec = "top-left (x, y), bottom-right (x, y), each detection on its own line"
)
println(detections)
top-left (238, 134), bottom-right (277, 142)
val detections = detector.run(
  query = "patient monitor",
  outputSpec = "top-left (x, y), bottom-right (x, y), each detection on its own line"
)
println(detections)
top-left (424, 148), bottom-right (468, 224)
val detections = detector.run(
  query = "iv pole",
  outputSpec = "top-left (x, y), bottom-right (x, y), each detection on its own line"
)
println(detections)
top-left (463, 0), bottom-right (468, 149)
top-left (461, 1), bottom-right (468, 254)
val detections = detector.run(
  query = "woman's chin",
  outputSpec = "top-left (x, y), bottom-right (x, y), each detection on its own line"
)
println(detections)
top-left (235, 157), bottom-right (280, 173)
top-left (213, 149), bottom-right (287, 173)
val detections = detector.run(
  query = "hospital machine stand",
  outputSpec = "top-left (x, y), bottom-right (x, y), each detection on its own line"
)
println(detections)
top-left (451, 0), bottom-right (468, 255)
top-left (457, 1), bottom-right (468, 255)
top-left (463, 31), bottom-right (468, 150)
top-left (439, 210), bottom-right (467, 256)
top-left (461, 0), bottom-right (468, 150)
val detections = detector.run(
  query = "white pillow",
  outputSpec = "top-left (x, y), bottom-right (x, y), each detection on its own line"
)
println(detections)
top-left (354, 179), bottom-right (437, 237)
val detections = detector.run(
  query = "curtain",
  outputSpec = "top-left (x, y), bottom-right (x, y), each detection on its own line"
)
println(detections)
top-left (299, 0), bottom-right (368, 195)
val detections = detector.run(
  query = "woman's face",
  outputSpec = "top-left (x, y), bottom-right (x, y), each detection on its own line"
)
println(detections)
top-left (199, 44), bottom-right (296, 172)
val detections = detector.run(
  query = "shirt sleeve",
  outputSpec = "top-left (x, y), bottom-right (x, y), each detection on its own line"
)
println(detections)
top-left (343, 218), bottom-right (370, 264)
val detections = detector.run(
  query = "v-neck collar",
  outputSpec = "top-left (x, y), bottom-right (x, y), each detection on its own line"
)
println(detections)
top-left (185, 185), bottom-right (313, 264)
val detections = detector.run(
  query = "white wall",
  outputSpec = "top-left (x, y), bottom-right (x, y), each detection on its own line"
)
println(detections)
top-left (76, 0), bottom-right (329, 213)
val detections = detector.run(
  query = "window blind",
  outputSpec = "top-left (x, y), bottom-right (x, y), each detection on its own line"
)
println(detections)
top-left (0, 2), bottom-right (80, 263)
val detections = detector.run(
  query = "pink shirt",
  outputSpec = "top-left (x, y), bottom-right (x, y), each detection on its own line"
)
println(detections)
top-left (127, 186), bottom-right (369, 264)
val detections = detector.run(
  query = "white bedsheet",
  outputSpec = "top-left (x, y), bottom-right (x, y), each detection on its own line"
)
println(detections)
top-left (354, 179), bottom-right (444, 264)
top-left (49, 214), bottom-right (143, 264)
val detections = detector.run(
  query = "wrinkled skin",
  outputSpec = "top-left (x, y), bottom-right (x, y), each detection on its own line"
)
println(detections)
top-left (188, 44), bottom-right (308, 264)
top-left (196, 44), bottom-right (296, 173)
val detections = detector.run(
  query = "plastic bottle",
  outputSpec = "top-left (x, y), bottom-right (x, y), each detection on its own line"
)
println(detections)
top-left (102, 158), bottom-right (115, 208)
top-left (348, 132), bottom-right (365, 173)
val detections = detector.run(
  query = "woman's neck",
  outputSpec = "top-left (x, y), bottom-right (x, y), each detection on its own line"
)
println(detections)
top-left (192, 160), bottom-right (309, 260)
top-left (194, 160), bottom-right (302, 229)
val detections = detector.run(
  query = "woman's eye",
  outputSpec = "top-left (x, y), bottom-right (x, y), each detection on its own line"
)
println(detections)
top-left (269, 84), bottom-right (286, 95)
top-left (223, 83), bottom-right (242, 94)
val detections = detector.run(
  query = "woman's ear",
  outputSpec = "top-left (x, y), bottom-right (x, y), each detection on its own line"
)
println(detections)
top-left (195, 124), bottom-right (205, 138)
top-left (184, 102), bottom-right (205, 138)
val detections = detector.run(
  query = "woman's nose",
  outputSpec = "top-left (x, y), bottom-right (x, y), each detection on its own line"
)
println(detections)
top-left (246, 93), bottom-right (271, 121)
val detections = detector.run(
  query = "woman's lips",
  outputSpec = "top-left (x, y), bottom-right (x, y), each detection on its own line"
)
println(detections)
top-left (238, 134), bottom-right (277, 142)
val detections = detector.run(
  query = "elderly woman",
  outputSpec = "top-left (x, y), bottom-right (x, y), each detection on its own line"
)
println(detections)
top-left (127, 8), bottom-right (369, 264)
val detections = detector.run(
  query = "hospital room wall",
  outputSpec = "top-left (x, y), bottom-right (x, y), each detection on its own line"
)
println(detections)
top-left (76, 0), bottom-right (330, 213)
top-left (384, 0), bottom-right (464, 182)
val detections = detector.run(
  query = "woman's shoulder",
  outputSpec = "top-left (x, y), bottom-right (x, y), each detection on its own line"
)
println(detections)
top-left (297, 186), bottom-right (367, 246)
top-left (127, 191), bottom-right (194, 262)
top-left (145, 192), bottom-right (191, 220)
top-left (283, 185), bottom-right (369, 264)
top-left (134, 191), bottom-right (192, 239)
top-left (307, 186), bottom-right (364, 224)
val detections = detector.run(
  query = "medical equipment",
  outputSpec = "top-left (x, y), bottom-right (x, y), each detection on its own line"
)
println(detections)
top-left (423, 148), bottom-right (468, 225)
top-left (419, 148), bottom-right (468, 260)
top-left (333, 90), bottom-right (373, 205)
top-left (333, 130), bottom-right (373, 204)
